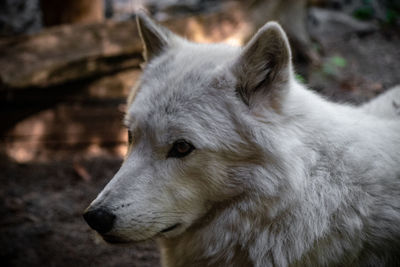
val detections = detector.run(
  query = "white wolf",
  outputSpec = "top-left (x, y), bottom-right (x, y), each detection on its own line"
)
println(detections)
top-left (84, 12), bottom-right (400, 267)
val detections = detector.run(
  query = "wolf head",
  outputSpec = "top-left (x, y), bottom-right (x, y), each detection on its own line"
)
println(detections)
top-left (84, 12), bottom-right (294, 243)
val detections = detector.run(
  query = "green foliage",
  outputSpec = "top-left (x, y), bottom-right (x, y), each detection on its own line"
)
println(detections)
top-left (353, 6), bottom-right (374, 20)
top-left (322, 56), bottom-right (347, 77)
top-left (331, 56), bottom-right (347, 68)
top-left (295, 74), bottom-right (306, 83)
top-left (385, 8), bottom-right (399, 25)
top-left (353, 0), bottom-right (400, 25)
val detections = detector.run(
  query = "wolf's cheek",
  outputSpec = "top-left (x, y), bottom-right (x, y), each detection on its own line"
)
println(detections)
top-left (170, 152), bottom-right (244, 204)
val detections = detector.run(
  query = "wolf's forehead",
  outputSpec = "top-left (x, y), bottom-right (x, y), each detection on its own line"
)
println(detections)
top-left (127, 80), bottom-right (209, 130)
top-left (144, 49), bottom-right (224, 86)
top-left (141, 42), bottom-right (238, 87)
top-left (128, 49), bottom-right (232, 115)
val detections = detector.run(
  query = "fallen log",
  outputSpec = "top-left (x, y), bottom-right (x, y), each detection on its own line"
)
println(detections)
top-left (0, 20), bottom-right (143, 89)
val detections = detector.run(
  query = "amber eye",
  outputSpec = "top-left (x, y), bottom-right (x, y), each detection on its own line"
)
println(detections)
top-left (167, 140), bottom-right (195, 158)
top-left (128, 130), bottom-right (133, 144)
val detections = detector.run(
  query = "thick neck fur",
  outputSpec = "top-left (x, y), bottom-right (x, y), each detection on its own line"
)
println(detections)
top-left (159, 80), bottom-right (400, 267)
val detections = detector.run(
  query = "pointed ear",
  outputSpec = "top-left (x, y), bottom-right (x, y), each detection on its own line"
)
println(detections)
top-left (136, 12), bottom-right (179, 62)
top-left (232, 22), bottom-right (292, 108)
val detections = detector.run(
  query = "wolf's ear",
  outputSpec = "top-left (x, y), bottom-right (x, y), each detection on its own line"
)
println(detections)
top-left (136, 12), bottom-right (179, 62)
top-left (232, 22), bottom-right (292, 108)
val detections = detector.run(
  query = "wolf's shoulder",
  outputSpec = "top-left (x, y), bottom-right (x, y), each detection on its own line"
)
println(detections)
top-left (360, 85), bottom-right (400, 119)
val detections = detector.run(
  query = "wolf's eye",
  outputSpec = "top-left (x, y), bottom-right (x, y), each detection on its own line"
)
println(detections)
top-left (167, 140), bottom-right (195, 158)
top-left (128, 130), bottom-right (133, 144)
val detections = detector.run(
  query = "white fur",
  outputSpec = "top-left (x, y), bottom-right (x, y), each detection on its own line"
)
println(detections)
top-left (86, 14), bottom-right (400, 267)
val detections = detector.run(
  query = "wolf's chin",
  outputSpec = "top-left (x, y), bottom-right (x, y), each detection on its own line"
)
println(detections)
top-left (101, 223), bottom-right (184, 244)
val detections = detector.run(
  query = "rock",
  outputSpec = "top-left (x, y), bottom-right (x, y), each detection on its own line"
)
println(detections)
top-left (308, 7), bottom-right (378, 41)
top-left (0, 0), bottom-right (42, 37)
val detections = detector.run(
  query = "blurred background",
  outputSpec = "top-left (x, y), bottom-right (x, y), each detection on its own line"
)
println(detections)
top-left (0, 0), bottom-right (399, 266)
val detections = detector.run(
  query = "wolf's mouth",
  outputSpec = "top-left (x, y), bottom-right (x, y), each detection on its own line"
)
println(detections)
top-left (160, 223), bottom-right (181, 233)
top-left (102, 234), bottom-right (131, 244)
top-left (101, 223), bottom-right (182, 244)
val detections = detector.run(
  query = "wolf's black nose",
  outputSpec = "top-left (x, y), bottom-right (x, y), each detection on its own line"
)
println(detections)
top-left (83, 208), bottom-right (116, 234)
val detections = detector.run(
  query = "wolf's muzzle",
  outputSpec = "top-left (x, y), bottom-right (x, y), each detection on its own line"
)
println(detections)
top-left (83, 208), bottom-right (115, 234)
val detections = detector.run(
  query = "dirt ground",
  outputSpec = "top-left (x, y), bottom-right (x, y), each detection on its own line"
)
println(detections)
top-left (0, 154), bottom-right (160, 267)
top-left (1, 6), bottom-right (400, 267)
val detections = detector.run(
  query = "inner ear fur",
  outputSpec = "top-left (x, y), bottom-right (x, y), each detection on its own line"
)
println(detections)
top-left (233, 22), bottom-right (292, 108)
top-left (136, 12), bottom-right (178, 62)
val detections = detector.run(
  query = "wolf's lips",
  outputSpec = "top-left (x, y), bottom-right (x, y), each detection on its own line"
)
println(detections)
top-left (160, 223), bottom-right (181, 233)
top-left (102, 234), bottom-right (131, 244)
top-left (101, 223), bottom-right (182, 244)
